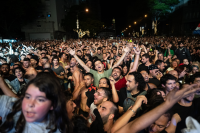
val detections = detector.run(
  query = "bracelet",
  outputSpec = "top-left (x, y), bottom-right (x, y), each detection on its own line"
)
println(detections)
top-left (129, 108), bottom-right (135, 114)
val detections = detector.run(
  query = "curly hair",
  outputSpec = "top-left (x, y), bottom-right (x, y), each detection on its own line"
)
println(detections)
top-left (128, 72), bottom-right (146, 92)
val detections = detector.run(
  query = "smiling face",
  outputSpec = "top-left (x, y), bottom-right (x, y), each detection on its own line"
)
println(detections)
top-left (95, 60), bottom-right (104, 72)
top-left (15, 69), bottom-right (23, 79)
top-left (22, 84), bottom-right (53, 122)
top-left (111, 68), bottom-right (121, 81)
top-left (94, 89), bottom-right (106, 105)
top-left (140, 70), bottom-right (149, 82)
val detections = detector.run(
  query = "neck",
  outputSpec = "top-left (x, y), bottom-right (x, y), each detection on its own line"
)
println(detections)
top-left (98, 70), bottom-right (104, 74)
top-left (104, 120), bottom-right (113, 133)
top-left (131, 89), bottom-right (139, 95)
top-left (149, 74), bottom-right (153, 78)
top-left (145, 61), bottom-right (151, 66)
top-left (178, 99), bottom-right (192, 107)
top-left (60, 58), bottom-right (66, 62)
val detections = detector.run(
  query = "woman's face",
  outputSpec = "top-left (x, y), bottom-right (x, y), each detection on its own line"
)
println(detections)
top-left (22, 84), bottom-right (53, 122)
top-left (192, 67), bottom-right (199, 74)
top-left (172, 61), bottom-right (178, 68)
top-left (99, 78), bottom-right (109, 88)
top-left (66, 99), bottom-right (76, 120)
top-left (183, 59), bottom-right (189, 65)
top-left (123, 66), bottom-right (128, 74)
top-left (53, 59), bottom-right (58, 66)
top-left (15, 69), bottom-right (23, 79)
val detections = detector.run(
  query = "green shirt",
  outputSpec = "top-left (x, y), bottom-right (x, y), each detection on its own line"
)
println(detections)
top-left (164, 49), bottom-right (174, 57)
top-left (90, 68), bottom-right (113, 87)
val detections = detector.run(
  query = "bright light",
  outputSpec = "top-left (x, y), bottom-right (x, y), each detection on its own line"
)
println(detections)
top-left (126, 28), bottom-right (128, 29)
top-left (129, 25), bottom-right (131, 28)
top-left (134, 22), bottom-right (137, 24)
top-left (85, 8), bottom-right (89, 12)
top-left (145, 15), bottom-right (147, 17)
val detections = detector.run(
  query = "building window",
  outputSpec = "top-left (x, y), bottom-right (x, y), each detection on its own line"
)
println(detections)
top-left (47, 14), bottom-right (51, 17)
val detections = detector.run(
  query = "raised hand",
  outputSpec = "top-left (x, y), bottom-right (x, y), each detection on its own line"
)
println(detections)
top-left (123, 46), bottom-right (130, 53)
top-left (67, 48), bottom-right (75, 56)
top-left (109, 76), bottom-right (116, 85)
top-left (133, 95), bottom-right (147, 109)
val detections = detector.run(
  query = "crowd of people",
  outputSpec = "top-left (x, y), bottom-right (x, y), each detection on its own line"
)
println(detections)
top-left (0, 36), bottom-right (200, 133)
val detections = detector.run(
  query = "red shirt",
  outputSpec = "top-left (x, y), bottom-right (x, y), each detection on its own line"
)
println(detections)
top-left (115, 77), bottom-right (127, 91)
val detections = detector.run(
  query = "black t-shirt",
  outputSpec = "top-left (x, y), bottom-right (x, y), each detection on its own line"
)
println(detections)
top-left (138, 64), bottom-right (148, 73)
top-left (35, 66), bottom-right (43, 71)
top-left (171, 98), bottom-right (200, 133)
top-left (4, 74), bottom-right (16, 82)
top-left (148, 78), bottom-right (160, 87)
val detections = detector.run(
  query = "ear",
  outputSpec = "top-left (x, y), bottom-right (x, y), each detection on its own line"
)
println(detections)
top-left (103, 97), bottom-right (107, 102)
top-left (166, 121), bottom-right (171, 128)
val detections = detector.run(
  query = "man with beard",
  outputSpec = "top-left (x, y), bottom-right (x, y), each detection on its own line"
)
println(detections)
top-left (88, 87), bottom-right (112, 124)
top-left (118, 72), bottom-right (146, 115)
top-left (67, 47), bottom-right (130, 87)
top-left (89, 101), bottom-right (118, 133)
top-left (175, 41), bottom-right (191, 63)
top-left (0, 63), bottom-right (16, 81)
top-left (155, 60), bottom-right (165, 73)
top-left (138, 54), bottom-right (152, 73)
top-left (111, 47), bottom-right (140, 91)
top-left (70, 57), bottom-right (83, 93)
top-left (23, 58), bottom-right (37, 80)
top-left (148, 65), bottom-right (161, 87)
top-left (171, 73), bottom-right (200, 133)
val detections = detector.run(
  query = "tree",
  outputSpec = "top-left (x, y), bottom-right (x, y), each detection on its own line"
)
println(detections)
top-left (148, 0), bottom-right (180, 35)
top-left (0, 0), bottom-right (44, 38)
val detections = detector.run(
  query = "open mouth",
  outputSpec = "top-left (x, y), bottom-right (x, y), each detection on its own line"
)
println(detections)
top-left (26, 111), bottom-right (35, 118)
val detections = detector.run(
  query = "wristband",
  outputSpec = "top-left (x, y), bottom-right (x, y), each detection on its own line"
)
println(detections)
top-left (129, 108), bottom-right (135, 114)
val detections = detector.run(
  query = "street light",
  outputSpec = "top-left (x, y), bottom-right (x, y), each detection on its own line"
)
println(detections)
top-left (129, 25), bottom-right (131, 28)
top-left (145, 14), bottom-right (147, 17)
top-left (134, 21), bottom-right (137, 24)
top-left (126, 28), bottom-right (128, 29)
top-left (85, 8), bottom-right (89, 12)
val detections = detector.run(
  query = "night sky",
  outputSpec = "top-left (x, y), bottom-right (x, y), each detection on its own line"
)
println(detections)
top-left (99, 0), bottom-right (149, 35)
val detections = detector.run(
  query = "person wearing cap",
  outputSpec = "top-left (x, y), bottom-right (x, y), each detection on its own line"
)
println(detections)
top-left (148, 65), bottom-right (161, 87)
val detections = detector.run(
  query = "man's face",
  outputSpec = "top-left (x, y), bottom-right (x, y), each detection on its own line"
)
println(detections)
top-left (158, 54), bottom-right (164, 61)
top-left (111, 68), bottom-right (121, 81)
top-left (42, 59), bottom-right (48, 65)
top-left (118, 49), bottom-right (122, 55)
top-left (86, 61), bottom-right (92, 68)
top-left (95, 61), bottom-right (104, 72)
top-left (98, 101), bottom-right (113, 124)
top-left (163, 80), bottom-right (176, 93)
top-left (97, 50), bottom-right (101, 55)
top-left (77, 51), bottom-right (82, 56)
top-left (0, 65), bottom-right (9, 75)
top-left (180, 43), bottom-right (184, 48)
top-left (193, 77), bottom-right (200, 88)
top-left (150, 69), bottom-right (159, 78)
top-left (84, 75), bottom-right (93, 88)
top-left (140, 70), bottom-right (149, 82)
top-left (183, 59), bottom-right (189, 65)
top-left (168, 70), bottom-right (178, 80)
top-left (30, 59), bottom-right (37, 66)
top-left (142, 56), bottom-right (148, 64)
top-left (70, 58), bottom-right (77, 67)
top-left (148, 115), bottom-right (170, 133)
top-left (62, 54), bottom-right (67, 60)
top-left (126, 75), bottom-right (138, 91)
top-left (94, 89), bottom-right (106, 105)
top-left (158, 62), bottom-right (165, 72)
top-left (23, 61), bottom-right (30, 68)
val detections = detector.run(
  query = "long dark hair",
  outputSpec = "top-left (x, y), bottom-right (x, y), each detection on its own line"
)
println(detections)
top-left (0, 72), bottom-right (71, 133)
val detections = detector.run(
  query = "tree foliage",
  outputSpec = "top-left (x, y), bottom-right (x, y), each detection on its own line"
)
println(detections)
top-left (0, 0), bottom-right (44, 38)
top-left (148, 0), bottom-right (180, 20)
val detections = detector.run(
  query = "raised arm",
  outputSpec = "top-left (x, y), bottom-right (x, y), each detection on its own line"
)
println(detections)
top-left (109, 76), bottom-right (119, 103)
top-left (111, 95), bottom-right (147, 133)
top-left (112, 47), bottom-right (130, 69)
top-left (0, 77), bottom-right (18, 98)
top-left (67, 48), bottom-right (90, 72)
top-left (112, 84), bottom-right (200, 133)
